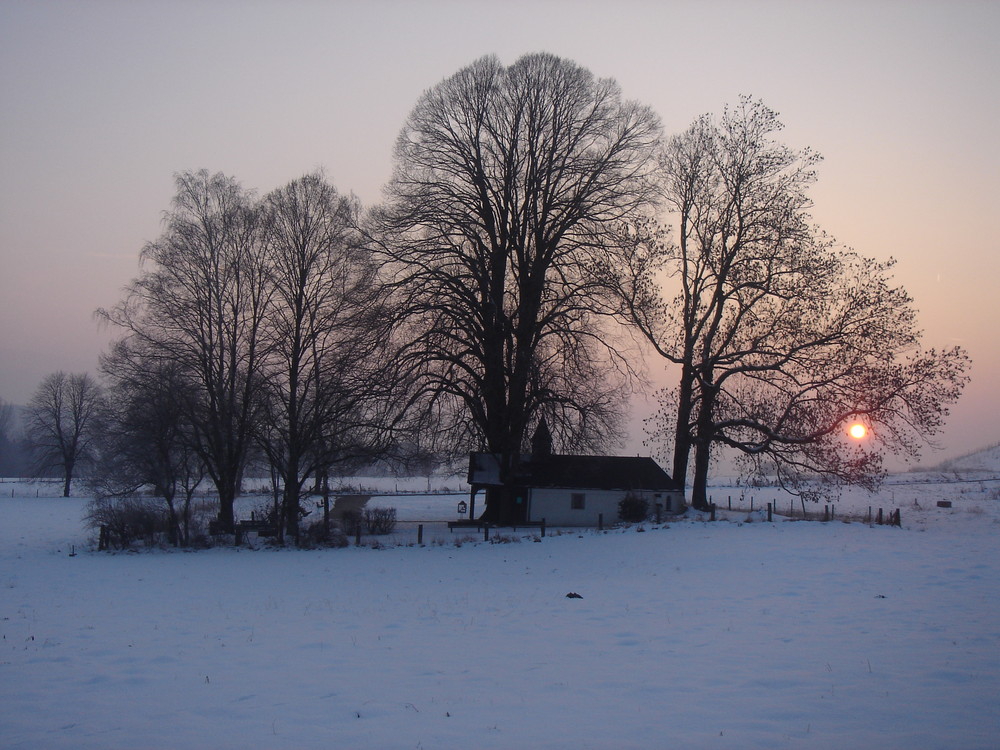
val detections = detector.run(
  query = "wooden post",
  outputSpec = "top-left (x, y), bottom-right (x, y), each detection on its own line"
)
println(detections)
top-left (541, 518), bottom-right (546, 538)
top-left (484, 524), bottom-right (490, 542)
top-left (598, 513), bottom-right (604, 531)
top-left (767, 502), bottom-right (772, 522)
top-left (877, 508), bottom-right (883, 525)
top-left (823, 505), bottom-right (829, 522)
top-left (750, 496), bottom-right (754, 512)
top-left (710, 502), bottom-right (716, 522)
top-left (417, 524), bottom-right (423, 545)
top-left (728, 496), bottom-right (732, 510)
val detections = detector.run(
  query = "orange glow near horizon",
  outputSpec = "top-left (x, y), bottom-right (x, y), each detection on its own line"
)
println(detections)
top-left (849, 423), bottom-right (868, 440)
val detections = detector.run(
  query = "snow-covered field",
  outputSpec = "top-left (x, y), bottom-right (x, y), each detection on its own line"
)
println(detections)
top-left (1, 467), bottom-right (998, 749)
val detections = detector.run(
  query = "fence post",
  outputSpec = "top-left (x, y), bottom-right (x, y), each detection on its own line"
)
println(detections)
top-left (484, 524), bottom-right (490, 542)
top-left (541, 518), bottom-right (546, 538)
top-left (598, 513), bottom-right (603, 531)
top-left (417, 524), bottom-right (423, 545)
top-left (877, 508), bottom-right (883, 525)
top-left (767, 502), bottom-right (772, 523)
top-left (710, 502), bottom-right (716, 522)
top-left (728, 496), bottom-right (732, 510)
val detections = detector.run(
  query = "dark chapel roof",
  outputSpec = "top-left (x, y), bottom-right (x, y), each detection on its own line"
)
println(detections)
top-left (518, 454), bottom-right (678, 491)
top-left (469, 452), bottom-right (679, 492)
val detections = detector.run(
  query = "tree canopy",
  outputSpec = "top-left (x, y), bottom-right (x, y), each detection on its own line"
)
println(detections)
top-left (614, 98), bottom-right (969, 506)
top-left (371, 53), bottom-right (662, 519)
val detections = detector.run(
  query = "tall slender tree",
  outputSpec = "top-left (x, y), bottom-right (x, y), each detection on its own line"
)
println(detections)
top-left (99, 170), bottom-right (270, 531)
top-left (256, 173), bottom-right (391, 541)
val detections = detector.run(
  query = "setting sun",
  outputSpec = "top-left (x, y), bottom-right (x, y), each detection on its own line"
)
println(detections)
top-left (849, 423), bottom-right (868, 440)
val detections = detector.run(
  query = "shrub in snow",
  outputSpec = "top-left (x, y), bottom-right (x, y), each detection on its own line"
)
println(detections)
top-left (489, 533), bottom-right (521, 544)
top-left (190, 499), bottom-right (220, 532)
top-left (301, 519), bottom-right (350, 548)
top-left (618, 493), bottom-right (650, 523)
top-left (340, 508), bottom-right (363, 536)
top-left (85, 496), bottom-right (170, 549)
top-left (364, 507), bottom-right (397, 535)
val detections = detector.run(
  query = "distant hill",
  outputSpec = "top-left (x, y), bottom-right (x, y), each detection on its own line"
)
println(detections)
top-left (929, 443), bottom-right (1000, 473)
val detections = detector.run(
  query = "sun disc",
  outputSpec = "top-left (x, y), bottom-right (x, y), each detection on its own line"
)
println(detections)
top-left (849, 423), bottom-right (867, 440)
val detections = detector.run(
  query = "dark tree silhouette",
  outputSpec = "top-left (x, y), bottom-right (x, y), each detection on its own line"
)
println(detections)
top-left (615, 98), bottom-right (969, 507)
top-left (24, 371), bottom-right (104, 496)
top-left (99, 171), bottom-right (270, 532)
top-left (256, 173), bottom-right (392, 541)
top-left (93, 339), bottom-right (205, 546)
top-left (372, 53), bottom-right (661, 522)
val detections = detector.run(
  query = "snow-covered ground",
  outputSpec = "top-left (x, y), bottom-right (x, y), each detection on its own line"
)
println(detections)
top-left (1, 468), bottom-right (998, 749)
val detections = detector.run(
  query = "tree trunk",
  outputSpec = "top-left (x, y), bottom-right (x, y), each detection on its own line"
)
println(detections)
top-left (690, 439), bottom-right (712, 510)
top-left (283, 476), bottom-right (303, 544)
top-left (689, 381), bottom-right (717, 511)
top-left (216, 486), bottom-right (236, 533)
top-left (671, 363), bottom-right (695, 495)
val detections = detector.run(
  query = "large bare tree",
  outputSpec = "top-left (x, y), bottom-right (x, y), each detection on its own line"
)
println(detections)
top-left (616, 99), bottom-right (969, 507)
top-left (99, 170), bottom-right (270, 531)
top-left (24, 371), bottom-right (105, 496)
top-left (372, 53), bottom-right (662, 522)
top-left (256, 173), bottom-right (392, 541)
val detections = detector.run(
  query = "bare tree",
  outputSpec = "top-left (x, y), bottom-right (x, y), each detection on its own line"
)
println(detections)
top-left (93, 339), bottom-right (205, 546)
top-left (99, 170), bottom-right (270, 531)
top-left (24, 371), bottom-right (105, 496)
top-left (372, 53), bottom-right (662, 522)
top-left (256, 173), bottom-right (392, 541)
top-left (616, 98), bottom-right (969, 507)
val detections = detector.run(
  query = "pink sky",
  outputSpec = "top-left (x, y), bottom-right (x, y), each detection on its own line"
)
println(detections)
top-left (1, 0), bottom-right (997, 463)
